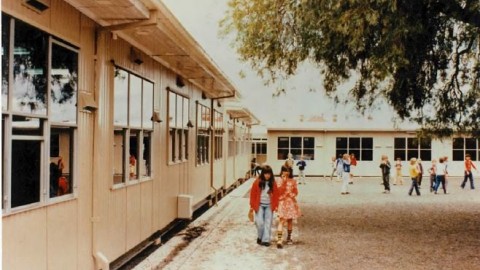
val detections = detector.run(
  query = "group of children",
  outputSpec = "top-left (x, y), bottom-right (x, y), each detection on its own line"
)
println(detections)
top-left (249, 163), bottom-right (301, 249)
top-left (379, 154), bottom-right (478, 195)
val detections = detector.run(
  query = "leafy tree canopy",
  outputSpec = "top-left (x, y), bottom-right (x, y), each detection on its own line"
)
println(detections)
top-left (221, 0), bottom-right (480, 138)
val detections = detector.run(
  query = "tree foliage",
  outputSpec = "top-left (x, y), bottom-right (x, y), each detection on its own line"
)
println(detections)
top-left (221, 0), bottom-right (480, 138)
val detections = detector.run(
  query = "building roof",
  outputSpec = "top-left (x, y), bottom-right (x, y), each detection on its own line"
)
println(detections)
top-left (64, 0), bottom-right (238, 99)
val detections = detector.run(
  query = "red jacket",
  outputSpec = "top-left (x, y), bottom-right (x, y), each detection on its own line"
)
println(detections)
top-left (250, 178), bottom-right (280, 212)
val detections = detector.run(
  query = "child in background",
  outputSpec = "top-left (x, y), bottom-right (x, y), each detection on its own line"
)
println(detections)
top-left (408, 158), bottom-right (421, 196)
top-left (379, 155), bottom-right (391, 194)
top-left (429, 159), bottom-right (437, 192)
top-left (275, 165), bottom-right (301, 249)
top-left (394, 158), bottom-right (403, 185)
top-left (296, 156), bottom-right (307, 184)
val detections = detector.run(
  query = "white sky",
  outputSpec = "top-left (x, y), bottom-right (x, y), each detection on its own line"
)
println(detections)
top-left (161, 0), bottom-right (397, 130)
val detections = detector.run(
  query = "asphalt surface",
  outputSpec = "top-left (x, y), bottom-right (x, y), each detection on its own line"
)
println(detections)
top-left (133, 176), bottom-right (480, 270)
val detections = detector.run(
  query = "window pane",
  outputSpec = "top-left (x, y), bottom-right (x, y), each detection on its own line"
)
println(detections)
top-left (176, 95), bottom-right (183, 129)
top-left (278, 137), bottom-right (289, 148)
top-left (50, 127), bottom-right (73, 198)
top-left (184, 130), bottom-right (189, 160)
top-left (142, 81), bottom-right (153, 129)
top-left (452, 150), bottom-right (464, 161)
top-left (335, 149), bottom-right (345, 159)
top-left (50, 43), bottom-right (78, 124)
top-left (419, 138), bottom-right (431, 149)
top-left (303, 137), bottom-right (314, 148)
top-left (407, 150), bottom-right (418, 160)
top-left (350, 149), bottom-right (361, 160)
top-left (129, 75), bottom-right (142, 128)
top-left (394, 150), bottom-right (405, 161)
top-left (13, 20), bottom-right (47, 115)
top-left (177, 129), bottom-right (183, 160)
top-left (170, 129), bottom-right (176, 162)
top-left (452, 138), bottom-right (464, 149)
top-left (394, 138), bottom-right (405, 149)
top-left (303, 149), bottom-right (314, 160)
top-left (349, 137), bottom-right (360, 149)
top-left (12, 116), bottom-right (43, 136)
top-left (11, 140), bottom-right (41, 207)
top-left (362, 138), bottom-right (373, 149)
top-left (260, 143), bottom-right (267, 154)
top-left (361, 149), bottom-right (373, 161)
top-left (129, 131), bottom-right (139, 180)
top-left (291, 149), bottom-right (301, 160)
top-left (252, 143), bottom-right (255, 154)
top-left (2, 15), bottom-right (10, 111)
top-left (291, 137), bottom-right (301, 148)
top-left (465, 150), bottom-right (477, 161)
top-left (169, 92), bottom-right (176, 128)
top-left (407, 138), bottom-right (419, 149)
top-left (2, 116), bottom-right (5, 209)
top-left (113, 129), bottom-right (125, 184)
top-left (465, 138), bottom-right (476, 149)
top-left (277, 149), bottom-right (288, 160)
top-left (183, 97), bottom-right (189, 128)
top-left (336, 137), bottom-right (347, 148)
top-left (113, 69), bottom-right (128, 126)
top-left (420, 150), bottom-right (431, 161)
top-left (142, 132), bottom-right (151, 177)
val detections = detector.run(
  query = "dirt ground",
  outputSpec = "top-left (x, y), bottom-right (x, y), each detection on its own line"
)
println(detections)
top-left (134, 177), bottom-right (480, 270)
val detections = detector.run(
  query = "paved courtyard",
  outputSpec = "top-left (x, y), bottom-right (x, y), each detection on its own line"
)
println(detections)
top-left (133, 176), bottom-right (480, 270)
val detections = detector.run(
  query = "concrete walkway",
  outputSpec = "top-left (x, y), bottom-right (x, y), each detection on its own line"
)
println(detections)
top-left (133, 177), bottom-right (480, 270)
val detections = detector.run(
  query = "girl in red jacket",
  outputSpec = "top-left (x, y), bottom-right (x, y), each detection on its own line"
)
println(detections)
top-left (249, 165), bottom-right (280, 246)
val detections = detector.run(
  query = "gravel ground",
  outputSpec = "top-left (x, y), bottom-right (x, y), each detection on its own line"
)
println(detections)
top-left (134, 177), bottom-right (480, 270)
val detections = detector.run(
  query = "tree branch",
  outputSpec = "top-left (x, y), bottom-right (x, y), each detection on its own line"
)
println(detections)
top-left (435, 0), bottom-right (480, 28)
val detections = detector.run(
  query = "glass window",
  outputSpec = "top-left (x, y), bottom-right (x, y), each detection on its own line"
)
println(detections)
top-left (113, 68), bottom-right (154, 182)
top-left (335, 137), bottom-right (372, 161)
top-left (3, 18), bottom-right (79, 212)
top-left (11, 140), bottom-right (41, 208)
top-left (168, 91), bottom-right (189, 163)
top-left (452, 138), bottom-right (478, 161)
top-left (196, 103), bottom-right (210, 165)
top-left (394, 138), bottom-right (405, 149)
top-left (395, 137), bottom-right (431, 161)
top-left (129, 74), bottom-right (142, 128)
top-left (2, 15), bottom-right (10, 111)
top-left (13, 20), bottom-right (48, 116)
top-left (277, 136), bottom-right (315, 160)
top-left (49, 127), bottom-right (73, 198)
top-left (50, 42), bottom-right (78, 124)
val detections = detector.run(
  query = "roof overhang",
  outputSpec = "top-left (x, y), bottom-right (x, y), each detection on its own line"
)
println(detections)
top-left (226, 106), bottom-right (260, 126)
top-left (64, 0), bottom-right (237, 98)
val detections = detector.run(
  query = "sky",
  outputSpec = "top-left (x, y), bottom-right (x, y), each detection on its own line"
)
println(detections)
top-left (161, 0), bottom-right (398, 131)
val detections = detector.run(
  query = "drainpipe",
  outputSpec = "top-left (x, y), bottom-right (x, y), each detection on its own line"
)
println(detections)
top-left (92, 27), bottom-right (110, 270)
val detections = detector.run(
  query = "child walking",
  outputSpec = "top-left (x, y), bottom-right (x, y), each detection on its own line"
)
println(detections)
top-left (408, 158), bottom-right (421, 196)
top-left (249, 165), bottom-right (280, 246)
top-left (275, 165), bottom-right (301, 249)
top-left (379, 155), bottom-right (391, 194)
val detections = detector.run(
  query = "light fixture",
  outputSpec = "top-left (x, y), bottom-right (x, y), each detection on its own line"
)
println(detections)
top-left (79, 92), bottom-right (98, 112)
top-left (176, 75), bottom-right (185, 88)
top-left (187, 120), bottom-right (194, 128)
top-left (201, 92), bottom-right (207, 100)
top-left (130, 47), bottom-right (143, 65)
top-left (151, 111), bottom-right (162, 123)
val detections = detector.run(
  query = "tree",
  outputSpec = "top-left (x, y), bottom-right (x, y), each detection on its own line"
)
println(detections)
top-left (221, 0), bottom-right (480, 138)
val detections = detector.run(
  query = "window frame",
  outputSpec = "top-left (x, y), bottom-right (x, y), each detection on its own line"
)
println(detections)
top-left (196, 102), bottom-right (211, 165)
top-left (112, 67), bottom-right (154, 188)
top-left (167, 90), bottom-right (189, 165)
top-left (335, 137), bottom-right (373, 161)
top-left (2, 15), bottom-right (79, 213)
top-left (277, 136), bottom-right (315, 160)
top-left (394, 137), bottom-right (432, 161)
top-left (452, 137), bottom-right (478, 161)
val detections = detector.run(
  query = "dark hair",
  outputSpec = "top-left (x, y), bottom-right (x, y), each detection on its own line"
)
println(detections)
top-left (259, 165), bottom-right (274, 193)
top-left (279, 165), bottom-right (293, 178)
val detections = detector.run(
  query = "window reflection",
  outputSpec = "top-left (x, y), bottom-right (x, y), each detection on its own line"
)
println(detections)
top-left (50, 43), bottom-right (78, 124)
top-left (113, 129), bottom-right (125, 184)
top-left (142, 81), bottom-right (153, 129)
top-left (129, 131), bottom-right (139, 180)
top-left (49, 127), bottom-right (73, 198)
top-left (114, 69), bottom-right (128, 126)
top-left (13, 20), bottom-right (48, 115)
top-left (11, 140), bottom-right (41, 207)
top-left (129, 75), bottom-right (142, 128)
top-left (2, 15), bottom-right (10, 111)
top-left (142, 132), bottom-right (151, 177)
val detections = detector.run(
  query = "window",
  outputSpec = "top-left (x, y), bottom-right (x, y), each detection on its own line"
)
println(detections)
top-left (227, 122), bottom-right (234, 157)
top-left (394, 137), bottom-right (431, 161)
top-left (452, 138), bottom-right (478, 161)
top-left (252, 138), bottom-right (267, 155)
top-left (196, 103), bottom-right (210, 165)
top-left (168, 90), bottom-right (189, 163)
top-left (2, 15), bottom-right (78, 211)
top-left (213, 110), bottom-right (223, 160)
top-left (277, 136), bottom-right (315, 160)
top-left (336, 137), bottom-right (373, 161)
top-left (113, 68), bottom-right (154, 184)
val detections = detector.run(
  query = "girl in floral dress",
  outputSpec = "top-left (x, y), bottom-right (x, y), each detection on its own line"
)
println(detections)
top-left (275, 165), bottom-right (301, 248)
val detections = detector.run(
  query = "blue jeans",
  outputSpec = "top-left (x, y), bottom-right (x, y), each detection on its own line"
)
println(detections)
top-left (408, 178), bottom-right (420, 195)
top-left (255, 203), bottom-right (273, 243)
top-left (461, 171), bottom-right (475, 189)
top-left (434, 175), bottom-right (446, 193)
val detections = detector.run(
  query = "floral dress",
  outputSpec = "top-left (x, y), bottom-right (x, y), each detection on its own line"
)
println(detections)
top-left (276, 178), bottom-right (301, 219)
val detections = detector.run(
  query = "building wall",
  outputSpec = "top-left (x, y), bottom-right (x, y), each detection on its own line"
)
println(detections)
top-left (267, 131), bottom-right (467, 177)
